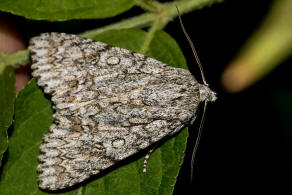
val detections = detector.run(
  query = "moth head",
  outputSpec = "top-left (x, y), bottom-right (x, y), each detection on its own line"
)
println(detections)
top-left (198, 84), bottom-right (217, 102)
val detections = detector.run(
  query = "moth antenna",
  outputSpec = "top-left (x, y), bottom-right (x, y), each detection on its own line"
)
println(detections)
top-left (175, 5), bottom-right (207, 86)
top-left (175, 6), bottom-right (209, 182)
top-left (190, 101), bottom-right (207, 183)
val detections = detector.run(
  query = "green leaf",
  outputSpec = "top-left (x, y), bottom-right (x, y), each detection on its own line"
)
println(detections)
top-left (0, 66), bottom-right (15, 167)
top-left (0, 29), bottom-right (188, 194)
top-left (0, 79), bottom-right (54, 194)
top-left (0, 0), bottom-right (134, 21)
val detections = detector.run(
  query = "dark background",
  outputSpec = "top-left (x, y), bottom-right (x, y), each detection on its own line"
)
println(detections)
top-left (170, 0), bottom-right (289, 194)
top-left (6, 0), bottom-right (290, 194)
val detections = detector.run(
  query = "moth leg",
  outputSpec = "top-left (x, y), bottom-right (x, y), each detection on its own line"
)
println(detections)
top-left (143, 146), bottom-right (157, 173)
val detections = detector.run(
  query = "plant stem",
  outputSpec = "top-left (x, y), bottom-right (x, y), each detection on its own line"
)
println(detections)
top-left (134, 0), bottom-right (158, 12)
top-left (80, 13), bottom-right (156, 39)
top-left (0, 50), bottom-right (30, 74)
top-left (80, 0), bottom-right (223, 39)
top-left (167, 0), bottom-right (223, 19)
top-left (139, 18), bottom-right (162, 54)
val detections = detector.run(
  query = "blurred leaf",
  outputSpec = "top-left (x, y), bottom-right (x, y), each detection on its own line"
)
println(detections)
top-left (0, 0), bottom-right (134, 21)
top-left (0, 66), bottom-right (15, 167)
top-left (221, 0), bottom-right (292, 93)
top-left (0, 29), bottom-right (188, 194)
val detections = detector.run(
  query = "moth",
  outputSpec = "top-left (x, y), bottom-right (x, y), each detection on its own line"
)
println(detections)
top-left (29, 27), bottom-right (216, 191)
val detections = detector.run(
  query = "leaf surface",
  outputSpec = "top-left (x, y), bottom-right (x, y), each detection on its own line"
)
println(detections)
top-left (0, 0), bottom-right (134, 21)
top-left (0, 67), bottom-right (15, 167)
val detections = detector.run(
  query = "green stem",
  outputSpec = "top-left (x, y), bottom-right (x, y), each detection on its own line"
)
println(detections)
top-left (80, 13), bottom-right (156, 39)
top-left (134, 0), bottom-right (158, 12)
top-left (0, 50), bottom-right (30, 74)
top-left (167, 0), bottom-right (223, 19)
top-left (80, 0), bottom-right (223, 39)
top-left (139, 18), bottom-right (162, 54)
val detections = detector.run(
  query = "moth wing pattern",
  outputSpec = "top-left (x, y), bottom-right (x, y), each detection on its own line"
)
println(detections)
top-left (29, 33), bottom-right (202, 190)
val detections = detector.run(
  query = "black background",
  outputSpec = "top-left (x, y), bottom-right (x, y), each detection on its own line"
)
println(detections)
top-left (5, 0), bottom-right (290, 194)
top-left (170, 0), bottom-right (289, 194)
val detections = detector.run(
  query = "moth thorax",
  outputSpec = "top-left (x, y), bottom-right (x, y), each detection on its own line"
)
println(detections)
top-left (198, 84), bottom-right (217, 102)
